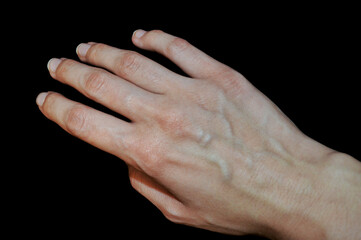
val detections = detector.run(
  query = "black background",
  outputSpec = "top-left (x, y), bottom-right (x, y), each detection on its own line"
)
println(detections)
top-left (7, 3), bottom-right (360, 239)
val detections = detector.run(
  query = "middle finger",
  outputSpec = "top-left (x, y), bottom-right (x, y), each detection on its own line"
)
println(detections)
top-left (48, 58), bottom-right (158, 122)
top-left (76, 43), bottom-right (184, 94)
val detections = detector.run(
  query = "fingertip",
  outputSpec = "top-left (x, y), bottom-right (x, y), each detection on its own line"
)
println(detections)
top-left (36, 92), bottom-right (48, 107)
top-left (47, 58), bottom-right (62, 73)
top-left (132, 29), bottom-right (147, 46)
top-left (133, 29), bottom-right (146, 39)
top-left (76, 43), bottom-right (91, 58)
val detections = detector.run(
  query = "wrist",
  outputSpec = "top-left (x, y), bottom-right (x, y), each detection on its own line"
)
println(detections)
top-left (268, 150), bottom-right (361, 240)
top-left (313, 152), bottom-right (361, 240)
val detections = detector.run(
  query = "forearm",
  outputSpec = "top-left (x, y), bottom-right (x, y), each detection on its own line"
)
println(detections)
top-left (270, 151), bottom-right (361, 240)
top-left (309, 152), bottom-right (361, 240)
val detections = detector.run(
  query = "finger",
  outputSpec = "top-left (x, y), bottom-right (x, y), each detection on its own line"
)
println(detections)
top-left (132, 29), bottom-right (233, 80)
top-left (47, 58), bottom-right (158, 122)
top-left (128, 166), bottom-right (191, 224)
top-left (36, 92), bottom-right (136, 165)
top-left (76, 42), bottom-right (183, 94)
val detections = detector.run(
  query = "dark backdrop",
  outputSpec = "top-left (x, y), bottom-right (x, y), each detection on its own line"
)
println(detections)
top-left (8, 4), bottom-right (359, 239)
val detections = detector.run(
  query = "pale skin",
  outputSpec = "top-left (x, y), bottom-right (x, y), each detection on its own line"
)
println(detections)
top-left (36, 30), bottom-right (361, 239)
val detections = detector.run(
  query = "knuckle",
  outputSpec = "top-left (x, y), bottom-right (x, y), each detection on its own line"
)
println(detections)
top-left (42, 92), bottom-right (60, 116)
top-left (221, 68), bottom-right (242, 82)
top-left (149, 29), bottom-right (164, 35)
top-left (116, 51), bottom-right (141, 78)
top-left (86, 43), bottom-right (107, 61)
top-left (147, 29), bottom-right (164, 40)
top-left (123, 134), bottom-right (164, 176)
top-left (219, 70), bottom-right (250, 96)
top-left (158, 107), bottom-right (187, 135)
top-left (55, 59), bottom-right (77, 80)
top-left (83, 71), bottom-right (107, 97)
top-left (65, 105), bottom-right (89, 137)
top-left (140, 148), bottom-right (164, 176)
top-left (165, 37), bottom-right (190, 58)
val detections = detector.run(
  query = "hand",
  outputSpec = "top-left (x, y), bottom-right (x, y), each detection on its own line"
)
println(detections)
top-left (37, 30), bottom-right (361, 239)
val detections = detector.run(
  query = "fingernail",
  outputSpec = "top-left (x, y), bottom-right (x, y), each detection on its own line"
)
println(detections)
top-left (47, 58), bottom-right (62, 72)
top-left (36, 92), bottom-right (48, 107)
top-left (76, 43), bottom-right (91, 57)
top-left (133, 29), bottom-right (146, 39)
